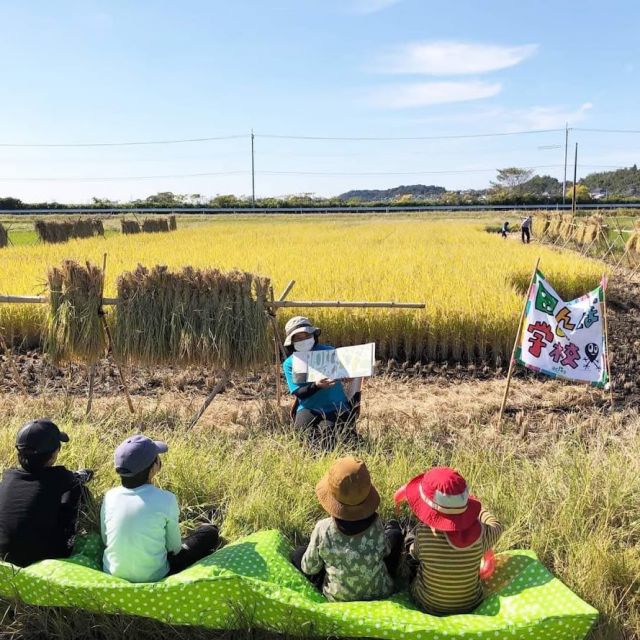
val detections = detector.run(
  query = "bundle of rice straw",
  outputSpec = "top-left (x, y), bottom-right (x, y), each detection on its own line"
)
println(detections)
top-left (169, 215), bottom-right (177, 231)
top-left (141, 218), bottom-right (170, 233)
top-left (536, 212), bottom-right (551, 236)
top-left (558, 214), bottom-right (575, 241)
top-left (121, 219), bottom-right (141, 234)
top-left (45, 260), bottom-right (106, 364)
top-left (625, 220), bottom-right (640, 255)
top-left (35, 219), bottom-right (104, 244)
top-left (546, 213), bottom-right (562, 240)
top-left (114, 265), bottom-right (271, 370)
top-left (0, 223), bottom-right (8, 248)
top-left (580, 214), bottom-right (605, 247)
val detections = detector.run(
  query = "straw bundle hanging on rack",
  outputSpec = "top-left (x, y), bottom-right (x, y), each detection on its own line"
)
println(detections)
top-left (546, 213), bottom-right (562, 240)
top-left (45, 260), bottom-right (106, 364)
top-left (558, 214), bottom-right (575, 241)
top-left (625, 220), bottom-right (640, 255)
top-left (121, 219), bottom-right (141, 234)
top-left (580, 214), bottom-right (605, 247)
top-left (114, 265), bottom-right (271, 370)
top-left (0, 224), bottom-right (8, 249)
top-left (35, 219), bottom-right (104, 244)
top-left (536, 213), bottom-right (551, 237)
top-left (141, 218), bottom-right (170, 233)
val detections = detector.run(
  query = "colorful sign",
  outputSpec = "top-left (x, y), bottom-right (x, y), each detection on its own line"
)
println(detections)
top-left (515, 271), bottom-right (608, 387)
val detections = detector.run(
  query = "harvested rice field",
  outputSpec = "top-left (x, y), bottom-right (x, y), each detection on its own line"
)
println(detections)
top-left (0, 215), bottom-right (604, 362)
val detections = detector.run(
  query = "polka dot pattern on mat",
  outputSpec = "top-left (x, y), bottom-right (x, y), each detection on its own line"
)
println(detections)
top-left (0, 530), bottom-right (598, 639)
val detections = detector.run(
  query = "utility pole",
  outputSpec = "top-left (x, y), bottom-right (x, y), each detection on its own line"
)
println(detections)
top-left (251, 129), bottom-right (255, 207)
top-left (571, 142), bottom-right (578, 216)
top-left (562, 123), bottom-right (569, 205)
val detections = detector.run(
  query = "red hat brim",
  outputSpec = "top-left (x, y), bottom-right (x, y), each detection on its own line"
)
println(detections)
top-left (405, 473), bottom-right (481, 532)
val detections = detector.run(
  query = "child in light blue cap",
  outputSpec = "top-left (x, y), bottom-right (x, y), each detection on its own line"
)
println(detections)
top-left (100, 434), bottom-right (219, 582)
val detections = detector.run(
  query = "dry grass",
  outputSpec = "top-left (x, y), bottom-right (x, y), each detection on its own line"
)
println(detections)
top-left (0, 380), bottom-right (637, 639)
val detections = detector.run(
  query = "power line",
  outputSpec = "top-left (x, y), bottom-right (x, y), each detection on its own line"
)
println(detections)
top-left (0, 135), bottom-right (247, 149)
top-left (0, 164), bottom-right (627, 182)
top-left (0, 170), bottom-right (248, 183)
top-left (574, 127), bottom-right (640, 134)
top-left (257, 129), bottom-right (566, 141)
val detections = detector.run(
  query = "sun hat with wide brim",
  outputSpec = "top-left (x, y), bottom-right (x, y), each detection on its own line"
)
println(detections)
top-left (283, 315), bottom-right (320, 347)
top-left (405, 467), bottom-right (481, 534)
top-left (316, 456), bottom-right (380, 521)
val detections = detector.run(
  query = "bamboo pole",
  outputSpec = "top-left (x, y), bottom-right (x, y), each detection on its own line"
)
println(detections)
top-left (269, 286), bottom-right (282, 405)
top-left (187, 369), bottom-right (231, 430)
top-left (86, 253), bottom-right (108, 415)
top-left (86, 364), bottom-right (96, 414)
top-left (98, 253), bottom-right (135, 414)
top-left (271, 300), bottom-right (425, 309)
top-left (277, 280), bottom-right (296, 302)
top-left (0, 294), bottom-right (423, 310)
top-left (497, 257), bottom-right (541, 432)
top-left (601, 274), bottom-right (614, 404)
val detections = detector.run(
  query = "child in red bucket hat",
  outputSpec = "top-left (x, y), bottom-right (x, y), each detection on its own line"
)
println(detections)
top-left (397, 466), bottom-right (504, 615)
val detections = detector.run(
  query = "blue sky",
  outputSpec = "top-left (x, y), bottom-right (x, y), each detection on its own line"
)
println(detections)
top-left (0, 0), bottom-right (638, 202)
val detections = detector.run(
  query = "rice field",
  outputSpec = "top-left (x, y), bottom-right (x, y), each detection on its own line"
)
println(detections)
top-left (0, 215), bottom-right (605, 362)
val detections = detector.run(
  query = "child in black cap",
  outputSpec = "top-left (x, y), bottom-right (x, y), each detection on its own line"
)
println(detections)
top-left (0, 419), bottom-right (93, 567)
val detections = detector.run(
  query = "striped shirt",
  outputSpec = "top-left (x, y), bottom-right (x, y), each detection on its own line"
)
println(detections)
top-left (410, 509), bottom-right (504, 615)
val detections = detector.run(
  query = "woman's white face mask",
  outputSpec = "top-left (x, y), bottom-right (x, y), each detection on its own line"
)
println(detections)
top-left (293, 337), bottom-right (315, 352)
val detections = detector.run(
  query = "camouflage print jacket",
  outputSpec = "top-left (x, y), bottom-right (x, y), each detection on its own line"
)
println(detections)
top-left (301, 516), bottom-right (394, 602)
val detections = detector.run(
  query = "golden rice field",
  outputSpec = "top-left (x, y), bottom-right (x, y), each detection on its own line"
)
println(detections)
top-left (0, 216), bottom-right (605, 362)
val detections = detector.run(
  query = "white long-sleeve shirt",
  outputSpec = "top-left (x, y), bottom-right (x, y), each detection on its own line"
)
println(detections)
top-left (100, 484), bottom-right (182, 582)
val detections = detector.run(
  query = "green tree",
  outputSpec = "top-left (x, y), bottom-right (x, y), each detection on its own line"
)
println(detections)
top-left (492, 167), bottom-right (534, 192)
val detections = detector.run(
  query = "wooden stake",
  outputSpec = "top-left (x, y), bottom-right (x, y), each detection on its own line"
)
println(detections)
top-left (269, 287), bottom-right (282, 404)
top-left (98, 253), bottom-right (135, 414)
top-left (601, 274), bottom-right (614, 404)
top-left (86, 363), bottom-right (96, 415)
top-left (187, 369), bottom-right (231, 430)
top-left (497, 257), bottom-right (541, 431)
top-left (0, 333), bottom-right (27, 397)
top-left (277, 280), bottom-right (296, 302)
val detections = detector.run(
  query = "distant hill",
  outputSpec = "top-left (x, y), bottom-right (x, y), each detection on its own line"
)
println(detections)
top-left (581, 165), bottom-right (640, 196)
top-left (339, 184), bottom-right (446, 202)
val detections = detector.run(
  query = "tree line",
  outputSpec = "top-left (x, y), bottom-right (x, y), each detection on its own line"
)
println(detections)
top-left (2, 165), bottom-right (640, 210)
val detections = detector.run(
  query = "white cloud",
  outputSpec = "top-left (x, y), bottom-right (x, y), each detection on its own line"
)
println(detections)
top-left (350, 0), bottom-right (401, 14)
top-left (400, 102), bottom-right (593, 129)
top-left (504, 102), bottom-right (593, 129)
top-left (369, 81), bottom-right (502, 108)
top-left (377, 41), bottom-right (538, 75)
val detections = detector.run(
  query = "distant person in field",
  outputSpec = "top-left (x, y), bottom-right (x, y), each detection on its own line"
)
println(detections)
top-left (0, 419), bottom-right (93, 567)
top-left (521, 216), bottom-right (532, 244)
top-left (500, 221), bottom-right (510, 238)
top-left (101, 435), bottom-right (220, 582)
top-left (402, 467), bottom-right (504, 615)
top-left (282, 316), bottom-right (360, 449)
top-left (291, 456), bottom-right (403, 601)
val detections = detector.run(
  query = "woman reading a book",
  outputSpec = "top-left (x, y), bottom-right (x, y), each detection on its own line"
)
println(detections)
top-left (282, 316), bottom-right (361, 450)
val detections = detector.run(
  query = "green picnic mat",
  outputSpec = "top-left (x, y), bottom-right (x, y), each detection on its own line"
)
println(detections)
top-left (0, 529), bottom-right (597, 639)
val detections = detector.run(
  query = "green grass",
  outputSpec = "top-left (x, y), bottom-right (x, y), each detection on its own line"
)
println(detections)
top-left (0, 401), bottom-right (637, 639)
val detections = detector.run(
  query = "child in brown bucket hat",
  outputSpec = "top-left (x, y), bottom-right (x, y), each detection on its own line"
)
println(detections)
top-left (291, 456), bottom-right (403, 602)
